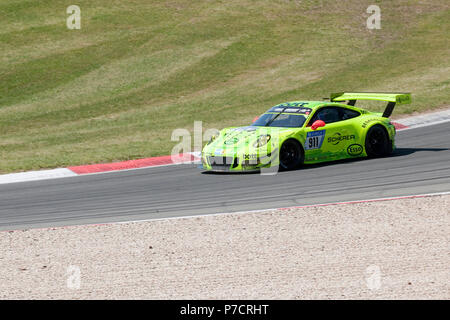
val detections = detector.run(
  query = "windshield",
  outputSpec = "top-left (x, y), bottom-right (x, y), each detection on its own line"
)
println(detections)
top-left (252, 113), bottom-right (307, 128)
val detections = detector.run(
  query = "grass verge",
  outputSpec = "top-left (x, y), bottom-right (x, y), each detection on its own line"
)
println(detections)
top-left (0, 0), bottom-right (449, 172)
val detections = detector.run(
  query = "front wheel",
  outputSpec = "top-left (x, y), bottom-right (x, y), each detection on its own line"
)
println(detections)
top-left (279, 139), bottom-right (304, 171)
top-left (365, 125), bottom-right (392, 158)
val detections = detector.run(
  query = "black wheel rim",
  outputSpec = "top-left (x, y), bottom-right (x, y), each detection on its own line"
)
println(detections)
top-left (368, 128), bottom-right (386, 156)
top-left (280, 142), bottom-right (299, 168)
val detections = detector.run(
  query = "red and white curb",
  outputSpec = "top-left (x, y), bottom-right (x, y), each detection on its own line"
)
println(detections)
top-left (392, 109), bottom-right (450, 130)
top-left (68, 152), bottom-right (201, 175)
top-left (0, 153), bottom-right (201, 185)
top-left (0, 168), bottom-right (78, 185)
top-left (0, 109), bottom-right (449, 185)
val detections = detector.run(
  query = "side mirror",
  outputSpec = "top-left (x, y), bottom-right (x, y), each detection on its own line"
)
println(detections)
top-left (311, 120), bottom-right (326, 130)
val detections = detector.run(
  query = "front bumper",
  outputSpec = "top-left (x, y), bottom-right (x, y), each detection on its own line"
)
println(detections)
top-left (201, 153), bottom-right (276, 172)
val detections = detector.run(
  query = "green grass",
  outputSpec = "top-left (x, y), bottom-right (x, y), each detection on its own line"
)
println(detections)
top-left (0, 0), bottom-right (449, 173)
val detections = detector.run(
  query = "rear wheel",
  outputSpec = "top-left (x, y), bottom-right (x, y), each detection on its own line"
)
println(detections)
top-left (279, 139), bottom-right (304, 170)
top-left (365, 125), bottom-right (391, 157)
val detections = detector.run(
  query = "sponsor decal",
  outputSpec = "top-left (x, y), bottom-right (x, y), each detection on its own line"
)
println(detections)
top-left (347, 144), bottom-right (363, 156)
top-left (243, 154), bottom-right (258, 160)
top-left (397, 95), bottom-right (410, 104)
top-left (214, 149), bottom-right (224, 156)
top-left (305, 130), bottom-right (326, 150)
top-left (284, 108), bottom-right (302, 113)
top-left (328, 132), bottom-right (355, 145)
top-left (269, 103), bottom-right (312, 114)
top-left (243, 154), bottom-right (260, 166)
top-left (233, 126), bottom-right (256, 132)
top-left (224, 137), bottom-right (239, 145)
top-left (274, 102), bottom-right (309, 108)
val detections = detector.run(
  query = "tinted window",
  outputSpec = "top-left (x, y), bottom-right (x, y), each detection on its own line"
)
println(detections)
top-left (341, 108), bottom-right (360, 120)
top-left (308, 106), bottom-right (360, 125)
top-left (252, 113), bottom-right (307, 128)
top-left (309, 107), bottom-right (340, 124)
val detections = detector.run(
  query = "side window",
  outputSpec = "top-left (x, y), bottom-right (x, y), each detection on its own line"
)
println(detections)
top-left (308, 106), bottom-right (360, 126)
top-left (340, 107), bottom-right (360, 120)
top-left (308, 107), bottom-right (340, 125)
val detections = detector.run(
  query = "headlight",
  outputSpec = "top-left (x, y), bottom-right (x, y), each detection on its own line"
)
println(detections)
top-left (253, 134), bottom-right (271, 148)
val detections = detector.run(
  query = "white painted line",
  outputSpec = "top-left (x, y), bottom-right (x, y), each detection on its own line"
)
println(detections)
top-left (0, 168), bottom-right (77, 185)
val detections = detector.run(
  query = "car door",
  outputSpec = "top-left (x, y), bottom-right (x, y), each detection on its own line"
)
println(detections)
top-left (303, 106), bottom-right (360, 162)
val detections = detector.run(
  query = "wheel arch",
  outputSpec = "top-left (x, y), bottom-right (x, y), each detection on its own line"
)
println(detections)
top-left (364, 123), bottom-right (393, 157)
top-left (278, 137), bottom-right (305, 170)
top-left (364, 122), bottom-right (389, 140)
top-left (281, 137), bottom-right (305, 153)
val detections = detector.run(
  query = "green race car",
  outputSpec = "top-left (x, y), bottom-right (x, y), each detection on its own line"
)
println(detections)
top-left (201, 92), bottom-right (411, 172)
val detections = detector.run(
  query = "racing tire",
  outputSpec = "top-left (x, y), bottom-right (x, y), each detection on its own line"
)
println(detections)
top-left (279, 139), bottom-right (304, 171)
top-left (365, 125), bottom-right (391, 158)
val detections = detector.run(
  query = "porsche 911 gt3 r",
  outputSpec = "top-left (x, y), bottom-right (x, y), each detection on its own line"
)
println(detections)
top-left (201, 92), bottom-right (411, 172)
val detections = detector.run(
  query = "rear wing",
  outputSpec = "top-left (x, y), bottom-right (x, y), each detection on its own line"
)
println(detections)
top-left (330, 92), bottom-right (412, 118)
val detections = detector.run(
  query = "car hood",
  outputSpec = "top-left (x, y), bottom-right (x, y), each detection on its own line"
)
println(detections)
top-left (204, 126), bottom-right (299, 153)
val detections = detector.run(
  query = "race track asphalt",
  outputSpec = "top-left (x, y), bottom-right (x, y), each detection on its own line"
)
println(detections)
top-left (0, 123), bottom-right (449, 231)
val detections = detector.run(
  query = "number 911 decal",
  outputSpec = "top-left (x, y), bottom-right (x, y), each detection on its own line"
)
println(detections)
top-left (305, 130), bottom-right (326, 150)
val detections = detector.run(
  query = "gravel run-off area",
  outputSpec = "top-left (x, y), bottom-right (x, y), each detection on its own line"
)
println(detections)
top-left (0, 195), bottom-right (449, 299)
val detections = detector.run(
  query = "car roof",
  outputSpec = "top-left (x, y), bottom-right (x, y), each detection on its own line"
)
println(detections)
top-left (267, 101), bottom-right (352, 112)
